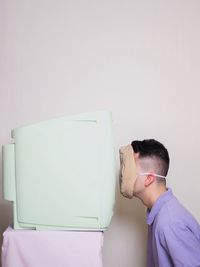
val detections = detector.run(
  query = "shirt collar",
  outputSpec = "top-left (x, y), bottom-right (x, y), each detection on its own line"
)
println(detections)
top-left (146, 188), bottom-right (174, 225)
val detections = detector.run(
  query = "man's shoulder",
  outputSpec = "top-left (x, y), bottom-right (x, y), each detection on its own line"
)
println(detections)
top-left (155, 196), bottom-right (199, 233)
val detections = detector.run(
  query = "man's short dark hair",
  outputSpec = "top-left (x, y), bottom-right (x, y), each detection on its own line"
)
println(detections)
top-left (131, 139), bottom-right (170, 177)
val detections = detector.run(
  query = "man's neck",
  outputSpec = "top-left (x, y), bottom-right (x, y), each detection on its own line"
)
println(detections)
top-left (138, 186), bottom-right (167, 209)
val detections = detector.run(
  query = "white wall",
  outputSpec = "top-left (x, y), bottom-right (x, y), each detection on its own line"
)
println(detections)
top-left (1, 0), bottom-right (200, 266)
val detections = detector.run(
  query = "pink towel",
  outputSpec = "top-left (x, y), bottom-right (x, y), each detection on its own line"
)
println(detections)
top-left (1, 226), bottom-right (103, 267)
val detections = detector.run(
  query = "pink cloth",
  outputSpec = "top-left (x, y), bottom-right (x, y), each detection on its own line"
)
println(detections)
top-left (1, 227), bottom-right (103, 267)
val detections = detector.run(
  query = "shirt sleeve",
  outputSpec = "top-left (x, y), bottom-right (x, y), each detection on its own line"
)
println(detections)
top-left (159, 222), bottom-right (200, 267)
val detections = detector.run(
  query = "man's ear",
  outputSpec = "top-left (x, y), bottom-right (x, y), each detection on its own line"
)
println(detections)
top-left (144, 173), bottom-right (155, 187)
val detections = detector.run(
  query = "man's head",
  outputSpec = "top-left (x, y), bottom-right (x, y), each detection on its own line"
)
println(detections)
top-left (119, 139), bottom-right (169, 200)
top-left (131, 139), bottom-right (169, 197)
top-left (131, 139), bottom-right (169, 178)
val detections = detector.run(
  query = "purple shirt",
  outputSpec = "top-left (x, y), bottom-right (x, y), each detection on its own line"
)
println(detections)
top-left (147, 188), bottom-right (200, 267)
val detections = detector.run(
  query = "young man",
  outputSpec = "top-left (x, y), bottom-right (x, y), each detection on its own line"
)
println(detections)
top-left (119, 139), bottom-right (200, 267)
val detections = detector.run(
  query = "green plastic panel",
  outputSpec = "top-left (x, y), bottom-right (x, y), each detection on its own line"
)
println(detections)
top-left (3, 111), bottom-right (116, 230)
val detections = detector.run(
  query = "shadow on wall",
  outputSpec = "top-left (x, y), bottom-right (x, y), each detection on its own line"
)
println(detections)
top-left (103, 179), bottom-right (147, 267)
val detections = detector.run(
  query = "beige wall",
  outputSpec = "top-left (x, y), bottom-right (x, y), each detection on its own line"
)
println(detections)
top-left (1, 0), bottom-right (200, 266)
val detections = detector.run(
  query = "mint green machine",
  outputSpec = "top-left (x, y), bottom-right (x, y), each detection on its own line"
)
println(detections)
top-left (3, 111), bottom-right (116, 230)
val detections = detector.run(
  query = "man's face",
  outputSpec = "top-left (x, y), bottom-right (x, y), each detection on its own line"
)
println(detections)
top-left (132, 154), bottom-right (146, 196)
top-left (119, 145), bottom-right (136, 198)
top-left (119, 145), bottom-right (145, 198)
